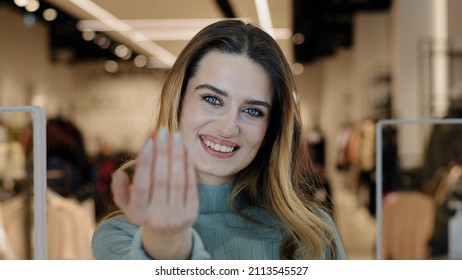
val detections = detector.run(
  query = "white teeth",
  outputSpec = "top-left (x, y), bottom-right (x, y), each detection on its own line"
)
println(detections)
top-left (203, 139), bottom-right (235, 153)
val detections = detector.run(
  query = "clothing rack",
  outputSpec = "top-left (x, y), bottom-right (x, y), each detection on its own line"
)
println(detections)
top-left (0, 106), bottom-right (47, 260)
top-left (375, 118), bottom-right (462, 260)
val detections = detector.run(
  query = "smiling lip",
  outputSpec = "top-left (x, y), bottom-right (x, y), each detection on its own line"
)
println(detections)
top-left (199, 135), bottom-right (239, 158)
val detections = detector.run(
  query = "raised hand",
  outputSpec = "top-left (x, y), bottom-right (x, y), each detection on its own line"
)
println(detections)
top-left (111, 126), bottom-right (198, 259)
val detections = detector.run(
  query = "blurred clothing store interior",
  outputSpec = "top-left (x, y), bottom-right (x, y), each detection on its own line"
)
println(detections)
top-left (1, 0), bottom-right (462, 260)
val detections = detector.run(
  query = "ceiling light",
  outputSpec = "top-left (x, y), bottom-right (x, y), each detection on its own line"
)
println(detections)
top-left (77, 18), bottom-right (227, 31)
top-left (25, 0), bottom-right (39, 12)
top-left (292, 33), bottom-right (305, 45)
top-left (134, 55), bottom-right (147, 68)
top-left (82, 30), bottom-right (96, 41)
top-left (70, 0), bottom-right (176, 67)
top-left (77, 18), bottom-right (291, 41)
top-left (43, 8), bottom-right (58, 21)
top-left (291, 63), bottom-right (304, 75)
top-left (14, 0), bottom-right (29, 8)
top-left (114, 45), bottom-right (132, 60)
top-left (95, 34), bottom-right (110, 49)
top-left (133, 29), bottom-right (205, 41)
top-left (255, 0), bottom-right (274, 37)
top-left (104, 60), bottom-right (119, 74)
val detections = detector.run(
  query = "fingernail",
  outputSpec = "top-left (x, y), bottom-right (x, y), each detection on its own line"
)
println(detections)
top-left (143, 139), bottom-right (153, 155)
top-left (158, 126), bottom-right (168, 143)
top-left (173, 132), bottom-right (181, 146)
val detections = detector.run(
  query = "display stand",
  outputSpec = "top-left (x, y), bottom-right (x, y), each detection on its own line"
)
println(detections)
top-left (0, 106), bottom-right (47, 260)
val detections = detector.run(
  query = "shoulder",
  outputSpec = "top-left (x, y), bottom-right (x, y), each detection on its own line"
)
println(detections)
top-left (316, 208), bottom-right (335, 225)
top-left (314, 208), bottom-right (348, 260)
top-left (315, 207), bottom-right (341, 239)
top-left (94, 214), bottom-right (139, 236)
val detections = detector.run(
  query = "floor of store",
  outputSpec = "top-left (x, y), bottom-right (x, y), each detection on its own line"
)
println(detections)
top-left (330, 171), bottom-right (377, 260)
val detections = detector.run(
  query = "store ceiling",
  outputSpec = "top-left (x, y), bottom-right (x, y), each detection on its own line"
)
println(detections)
top-left (2, 0), bottom-right (391, 68)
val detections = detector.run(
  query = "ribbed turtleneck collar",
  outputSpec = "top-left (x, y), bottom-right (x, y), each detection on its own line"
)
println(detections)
top-left (198, 182), bottom-right (234, 214)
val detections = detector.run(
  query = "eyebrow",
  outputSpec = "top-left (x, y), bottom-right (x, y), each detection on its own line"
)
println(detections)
top-left (195, 84), bottom-right (272, 110)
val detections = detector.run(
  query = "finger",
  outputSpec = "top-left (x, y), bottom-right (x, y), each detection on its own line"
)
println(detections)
top-left (111, 169), bottom-right (130, 210)
top-left (184, 146), bottom-right (198, 214)
top-left (151, 126), bottom-right (169, 210)
top-left (169, 132), bottom-right (186, 208)
top-left (130, 139), bottom-right (154, 211)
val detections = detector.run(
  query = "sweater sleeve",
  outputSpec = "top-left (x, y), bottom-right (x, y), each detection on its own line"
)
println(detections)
top-left (91, 214), bottom-right (210, 260)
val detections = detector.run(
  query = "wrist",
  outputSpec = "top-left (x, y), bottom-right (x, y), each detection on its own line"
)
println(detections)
top-left (141, 227), bottom-right (193, 260)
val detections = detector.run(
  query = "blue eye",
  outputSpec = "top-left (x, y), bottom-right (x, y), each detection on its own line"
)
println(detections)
top-left (244, 108), bottom-right (263, 117)
top-left (204, 96), bottom-right (221, 105)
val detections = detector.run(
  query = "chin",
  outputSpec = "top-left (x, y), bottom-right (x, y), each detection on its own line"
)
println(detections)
top-left (205, 169), bottom-right (235, 179)
top-left (197, 165), bottom-right (237, 181)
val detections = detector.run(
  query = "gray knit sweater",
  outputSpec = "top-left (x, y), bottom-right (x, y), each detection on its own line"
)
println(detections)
top-left (91, 182), bottom-right (346, 260)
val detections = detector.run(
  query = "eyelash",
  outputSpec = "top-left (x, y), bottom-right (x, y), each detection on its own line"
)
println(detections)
top-left (202, 95), bottom-right (265, 117)
top-left (244, 108), bottom-right (263, 117)
top-left (203, 95), bottom-right (221, 106)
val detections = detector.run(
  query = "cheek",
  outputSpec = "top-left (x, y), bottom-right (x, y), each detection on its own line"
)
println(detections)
top-left (179, 98), bottom-right (194, 127)
top-left (257, 128), bottom-right (268, 147)
top-left (179, 103), bottom-right (207, 135)
top-left (246, 123), bottom-right (269, 149)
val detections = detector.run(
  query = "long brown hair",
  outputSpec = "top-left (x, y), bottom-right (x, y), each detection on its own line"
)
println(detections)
top-left (152, 19), bottom-right (340, 259)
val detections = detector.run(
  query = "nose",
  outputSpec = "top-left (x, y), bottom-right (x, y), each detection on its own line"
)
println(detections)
top-left (216, 110), bottom-right (239, 138)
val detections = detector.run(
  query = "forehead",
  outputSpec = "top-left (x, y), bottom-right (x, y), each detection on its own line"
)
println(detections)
top-left (190, 51), bottom-right (273, 101)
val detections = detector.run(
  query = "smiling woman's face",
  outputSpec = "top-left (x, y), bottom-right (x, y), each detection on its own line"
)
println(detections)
top-left (179, 50), bottom-right (272, 186)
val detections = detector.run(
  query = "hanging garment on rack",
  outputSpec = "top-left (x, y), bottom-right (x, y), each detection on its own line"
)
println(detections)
top-left (0, 142), bottom-right (8, 176)
top-left (382, 191), bottom-right (435, 259)
top-left (0, 192), bottom-right (28, 259)
top-left (0, 206), bottom-right (16, 260)
top-left (334, 125), bottom-right (353, 171)
top-left (429, 164), bottom-right (462, 256)
top-left (0, 141), bottom-right (27, 192)
top-left (0, 189), bottom-right (95, 259)
top-left (47, 189), bottom-right (95, 260)
top-left (359, 119), bottom-right (375, 172)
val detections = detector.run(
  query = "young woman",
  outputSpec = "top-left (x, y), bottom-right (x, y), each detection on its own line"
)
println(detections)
top-left (92, 19), bottom-right (346, 260)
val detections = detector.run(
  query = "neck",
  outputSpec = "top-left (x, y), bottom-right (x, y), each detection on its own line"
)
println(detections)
top-left (196, 172), bottom-right (235, 186)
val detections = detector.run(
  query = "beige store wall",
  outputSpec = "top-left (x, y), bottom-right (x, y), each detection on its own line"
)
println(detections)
top-left (0, 7), bottom-right (49, 117)
top-left (70, 64), bottom-right (163, 156)
top-left (448, 0), bottom-right (462, 50)
top-left (352, 12), bottom-right (391, 121)
top-left (0, 6), bottom-right (73, 123)
top-left (448, 0), bottom-right (462, 92)
top-left (0, 5), bottom-right (165, 155)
